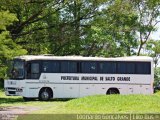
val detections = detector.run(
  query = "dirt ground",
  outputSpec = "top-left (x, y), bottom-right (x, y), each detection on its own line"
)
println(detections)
top-left (0, 106), bottom-right (41, 120)
top-left (0, 106), bottom-right (40, 114)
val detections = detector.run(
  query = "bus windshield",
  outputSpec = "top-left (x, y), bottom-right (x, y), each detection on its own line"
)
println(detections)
top-left (10, 60), bottom-right (25, 79)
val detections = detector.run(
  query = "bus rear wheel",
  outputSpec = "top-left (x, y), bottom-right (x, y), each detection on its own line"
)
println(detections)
top-left (106, 88), bottom-right (120, 94)
top-left (39, 88), bottom-right (52, 101)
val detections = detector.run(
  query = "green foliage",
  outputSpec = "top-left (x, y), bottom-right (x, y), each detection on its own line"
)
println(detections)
top-left (0, 0), bottom-right (159, 58)
top-left (146, 40), bottom-right (160, 67)
top-left (0, 79), bottom-right (4, 89)
top-left (0, 11), bottom-right (17, 30)
top-left (0, 10), bottom-right (27, 79)
top-left (133, 0), bottom-right (160, 55)
top-left (0, 31), bottom-right (26, 58)
top-left (154, 67), bottom-right (160, 85)
top-left (87, 0), bottom-right (138, 56)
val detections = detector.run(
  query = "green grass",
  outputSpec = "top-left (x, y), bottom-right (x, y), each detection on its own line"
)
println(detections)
top-left (0, 90), bottom-right (65, 108)
top-left (1, 90), bottom-right (160, 114)
top-left (65, 94), bottom-right (160, 113)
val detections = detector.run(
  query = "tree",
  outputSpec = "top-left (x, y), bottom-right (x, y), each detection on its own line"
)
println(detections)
top-left (146, 40), bottom-right (160, 68)
top-left (50, 0), bottom-right (106, 56)
top-left (85, 0), bottom-right (139, 57)
top-left (132, 0), bottom-right (160, 55)
top-left (154, 67), bottom-right (160, 86)
top-left (0, 0), bottom-right (65, 54)
top-left (1, 0), bottom-right (160, 58)
top-left (1, 0), bottom-right (106, 55)
top-left (0, 10), bottom-right (27, 79)
top-left (145, 40), bottom-right (160, 86)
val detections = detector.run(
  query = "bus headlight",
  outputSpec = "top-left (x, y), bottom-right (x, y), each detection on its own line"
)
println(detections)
top-left (16, 88), bottom-right (23, 92)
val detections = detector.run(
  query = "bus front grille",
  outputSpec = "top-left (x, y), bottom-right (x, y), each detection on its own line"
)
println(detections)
top-left (8, 91), bottom-right (16, 94)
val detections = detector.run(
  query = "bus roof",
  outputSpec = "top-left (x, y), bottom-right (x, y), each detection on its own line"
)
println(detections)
top-left (15, 55), bottom-right (153, 62)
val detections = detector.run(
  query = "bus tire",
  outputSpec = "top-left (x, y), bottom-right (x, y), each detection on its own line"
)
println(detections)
top-left (39, 88), bottom-right (52, 101)
top-left (106, 88), bottom-right (120, 94)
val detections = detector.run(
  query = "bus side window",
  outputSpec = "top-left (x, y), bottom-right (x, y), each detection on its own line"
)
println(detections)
top-left (126, 62), bottom-right (135, 74)
top-left (61, 61), bottom-right (77, 73)
top-left (42, 61), bottom-right (60, 73)
top-left (31, 63), bottom-right (40, 79)
top-left (27, 62), bottom-right (40, 79)
top-left (99, 62), bottom-right (116, 74)
top-left (81, 61), bottom-right (97, 73)
top-left (117, 62), bottom-right (126, 74)
top-left (117, 62), bottom-right (135, 74)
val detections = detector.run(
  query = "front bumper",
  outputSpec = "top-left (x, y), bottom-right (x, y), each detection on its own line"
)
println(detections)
top-left (5, 87), bottom-right (23, 96)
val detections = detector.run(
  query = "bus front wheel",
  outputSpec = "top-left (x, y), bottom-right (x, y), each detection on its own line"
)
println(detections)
top-left (39, 88), bottom-right (52, 101)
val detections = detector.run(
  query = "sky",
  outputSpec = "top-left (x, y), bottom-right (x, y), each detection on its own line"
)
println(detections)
top-left (150, 22), bottom-right (160, 40)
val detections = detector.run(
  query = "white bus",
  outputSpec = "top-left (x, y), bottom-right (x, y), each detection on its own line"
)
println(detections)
top-left (4, 55), bottom-right (154, 101)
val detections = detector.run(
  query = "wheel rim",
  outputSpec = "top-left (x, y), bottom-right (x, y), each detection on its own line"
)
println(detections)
top-left (41, 91), bottom-right (49, 100)
top-left (109, 90), bottom-right (114, 94)
top-left (108, 89), bottom-right (118, 94)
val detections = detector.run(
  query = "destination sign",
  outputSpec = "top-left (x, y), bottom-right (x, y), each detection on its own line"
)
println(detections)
top-left (61, 76), bottom-right (130, 81)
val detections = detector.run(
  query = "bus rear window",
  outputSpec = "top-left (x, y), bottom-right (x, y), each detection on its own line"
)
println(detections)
top-left (136, 62), bottom-right (151, 74)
